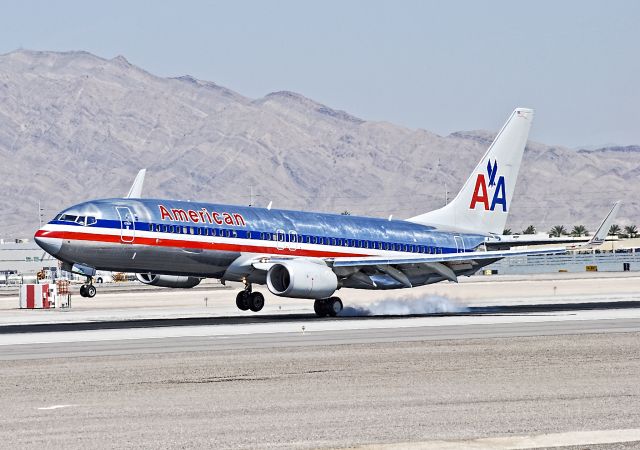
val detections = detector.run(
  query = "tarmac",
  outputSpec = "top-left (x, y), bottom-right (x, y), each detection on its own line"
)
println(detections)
top-left (1, 273), bottom-right (640, 449)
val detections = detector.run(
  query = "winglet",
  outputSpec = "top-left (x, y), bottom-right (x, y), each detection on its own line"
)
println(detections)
top-left (566, 201), bottom-right (622, 250)
top-left (126, 169), bottom-right (146, 198)
top-left (587, 200), bottom-right (622, 246)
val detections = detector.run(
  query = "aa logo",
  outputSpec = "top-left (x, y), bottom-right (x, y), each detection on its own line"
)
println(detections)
top-left (469, 159), bottom-right (507, 212)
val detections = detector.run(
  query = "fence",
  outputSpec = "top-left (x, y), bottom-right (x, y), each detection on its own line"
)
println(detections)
top-left (486, 250), bottom-right (640, 274)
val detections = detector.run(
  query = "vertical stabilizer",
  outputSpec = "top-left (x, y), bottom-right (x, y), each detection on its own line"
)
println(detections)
top-left (407, 108), bottom-right (533, 234)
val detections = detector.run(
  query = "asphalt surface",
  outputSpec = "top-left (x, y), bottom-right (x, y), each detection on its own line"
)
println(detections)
top-left (1, 329), bottom-right (639, 449)
top-left (2, 275), bottom-right (640, 449)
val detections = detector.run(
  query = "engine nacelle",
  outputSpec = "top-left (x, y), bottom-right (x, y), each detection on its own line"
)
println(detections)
top-left (266, 260), bottom-right (338, 299)
top-left (136, 273), bottom-right (201, 288)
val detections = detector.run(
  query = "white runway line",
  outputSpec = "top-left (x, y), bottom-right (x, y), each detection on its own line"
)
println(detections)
top-left (37, 404), bottom-right (77, 410)
top-left (355, 428), bottom-right (640, 449)
top-left (1, 308), bottom-right (640, 346)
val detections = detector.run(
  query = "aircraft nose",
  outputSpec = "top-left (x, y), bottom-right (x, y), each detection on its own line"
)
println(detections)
top-left (34, 231), bottom-right (63, 256)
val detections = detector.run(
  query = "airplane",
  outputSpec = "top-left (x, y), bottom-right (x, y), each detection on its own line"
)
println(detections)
top-left (34, 108), bottom-right (620, 317)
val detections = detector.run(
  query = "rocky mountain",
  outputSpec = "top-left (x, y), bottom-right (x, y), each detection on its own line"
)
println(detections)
top-left (0, 49), bottom-right (638, 239)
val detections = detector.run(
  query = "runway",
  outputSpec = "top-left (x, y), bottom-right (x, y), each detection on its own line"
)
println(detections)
top-left (1, 274), bottom-right (640, 449)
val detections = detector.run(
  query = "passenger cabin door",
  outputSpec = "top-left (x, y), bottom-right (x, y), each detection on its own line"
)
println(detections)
top-left (454, 235), bottom-right (465, 253)
top-left (116, 206), bottom-right (136, 243)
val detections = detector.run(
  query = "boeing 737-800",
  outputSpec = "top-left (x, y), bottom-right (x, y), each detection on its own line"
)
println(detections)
top-left (34, 108), bottom-right (619, 316)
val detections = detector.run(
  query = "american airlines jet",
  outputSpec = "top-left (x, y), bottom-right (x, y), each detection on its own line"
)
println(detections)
top-left (34, 108), bottom-right (619, 316)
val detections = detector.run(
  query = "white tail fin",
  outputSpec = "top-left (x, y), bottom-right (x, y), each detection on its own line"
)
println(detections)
top-left (408, 108), bottom-right (534, 234)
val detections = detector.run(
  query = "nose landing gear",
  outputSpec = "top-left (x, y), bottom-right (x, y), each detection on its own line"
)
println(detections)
top-left (79, 277), bottom-right (97, 298)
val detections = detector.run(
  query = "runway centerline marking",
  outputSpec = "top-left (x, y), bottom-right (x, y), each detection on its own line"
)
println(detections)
top-left (37, 404), bottom-right (77, 410)
top-left (354, 428), bottom-right (640, 449)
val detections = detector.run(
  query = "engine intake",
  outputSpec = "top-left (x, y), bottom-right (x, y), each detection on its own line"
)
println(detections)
top-left (266, 260), bottom-right (337, 299)
top-left (136, 273), bottom-right (201, 288)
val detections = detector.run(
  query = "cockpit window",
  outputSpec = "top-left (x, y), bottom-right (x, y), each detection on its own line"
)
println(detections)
top-left (59, 214), bottom-right (78, 222)
top-left (57, 214), bottom-right (97, 226)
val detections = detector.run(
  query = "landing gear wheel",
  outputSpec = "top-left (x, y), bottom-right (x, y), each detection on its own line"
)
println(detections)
top-left (327, 297), bottom-right (343, 317)
top-left (236, 291), bottom-right (250, 311)
top-left (80, 284), bottom-right (96, 298)
top-left (248, 292), bottom-right (265, 312)
top-left (314, 299), bottom-right (328, 318)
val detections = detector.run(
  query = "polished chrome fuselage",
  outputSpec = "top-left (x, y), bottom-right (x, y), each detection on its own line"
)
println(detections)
top-left (35, 198), bottom-right (491, 289)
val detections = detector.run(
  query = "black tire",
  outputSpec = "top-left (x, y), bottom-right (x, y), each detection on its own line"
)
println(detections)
top-left (79, 285), bottom-right (87, 297)
top-left (86, 285), bottom-right (97, 298)
top-left (236, 291), bottom-right (250, 311)
top-left (327, 297), bottom-right (343, 317)
top-left (314, 299), bottom-right (327, 317)
top-left (248, 292), bottom-right (265, 312)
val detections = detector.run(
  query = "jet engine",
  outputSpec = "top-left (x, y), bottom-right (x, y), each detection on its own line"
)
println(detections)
top-left (266, 260), bottom-right (338, 299)
top-left (135, 273), bottom-right (202, 288)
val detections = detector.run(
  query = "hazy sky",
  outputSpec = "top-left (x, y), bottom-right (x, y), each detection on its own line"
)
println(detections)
top-left (1, 0), bottom-right (638, 147)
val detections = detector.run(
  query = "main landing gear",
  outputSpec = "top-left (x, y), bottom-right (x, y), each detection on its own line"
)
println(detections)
top-left (314, 297), bottom-right (343, 318)
top-left (235, 283), bottom-right (264, 312)
top-left (79, 277), bottom-right (97, 298)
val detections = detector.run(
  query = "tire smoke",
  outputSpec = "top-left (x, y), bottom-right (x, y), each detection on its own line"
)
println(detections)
top-left (340, 295), bottom-right (466, 316)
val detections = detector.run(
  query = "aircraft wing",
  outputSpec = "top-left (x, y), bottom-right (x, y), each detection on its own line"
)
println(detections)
top-left (329, 246), bottom-right (566, 268)
top-left (251, 247), bottom-right (564, 287)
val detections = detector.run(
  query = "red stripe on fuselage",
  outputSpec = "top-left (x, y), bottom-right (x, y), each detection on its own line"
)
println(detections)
top-left (35, 229), bottom-right (372, 259)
